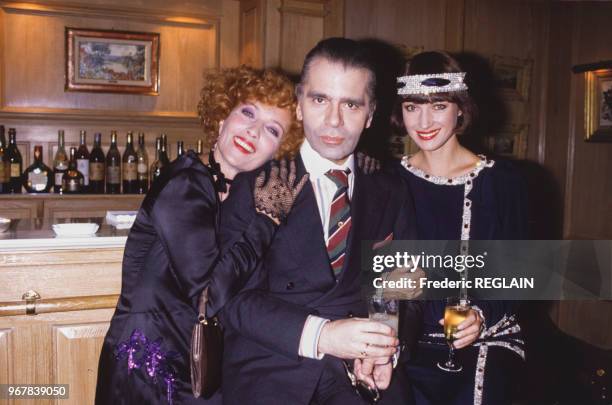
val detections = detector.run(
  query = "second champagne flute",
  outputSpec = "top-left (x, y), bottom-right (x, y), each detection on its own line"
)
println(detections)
top-left (437, 296), bottom-right (470, 373)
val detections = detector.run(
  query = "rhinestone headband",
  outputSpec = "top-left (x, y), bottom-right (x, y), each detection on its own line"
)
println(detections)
top-left (397, 72), bottom-right (468, 95)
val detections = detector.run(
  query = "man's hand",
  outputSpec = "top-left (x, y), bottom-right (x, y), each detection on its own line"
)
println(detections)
top-left (354, 357), bottom-right (393, 390)
top-left (438, 309), bottom-right (483, 349)
top-left (318, 318), bottom-right (398, 359)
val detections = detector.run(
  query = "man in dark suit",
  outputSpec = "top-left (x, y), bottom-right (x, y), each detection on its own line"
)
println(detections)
top-left (219, 38), bottom-right (416, 404)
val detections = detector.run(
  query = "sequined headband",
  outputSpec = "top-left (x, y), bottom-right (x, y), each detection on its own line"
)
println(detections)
top-left (397, 72), bottom-right (468, 95)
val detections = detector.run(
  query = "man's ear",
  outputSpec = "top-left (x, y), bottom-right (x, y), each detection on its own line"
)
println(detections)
top-left (296, 103), bottom-right (303, 121)
top-left (365, 104), bottom-right (376, 129)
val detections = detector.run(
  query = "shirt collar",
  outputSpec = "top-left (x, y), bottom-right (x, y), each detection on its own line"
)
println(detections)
top-left (300, 138), bottom-right (355, 181)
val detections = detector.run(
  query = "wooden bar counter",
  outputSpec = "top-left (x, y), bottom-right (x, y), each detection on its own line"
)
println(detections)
top-left (0, 219), bottom-right (128, 405)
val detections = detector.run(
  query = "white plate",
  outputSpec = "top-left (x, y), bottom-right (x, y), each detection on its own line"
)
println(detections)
top-left (52, 223), bottom-right (99, 237)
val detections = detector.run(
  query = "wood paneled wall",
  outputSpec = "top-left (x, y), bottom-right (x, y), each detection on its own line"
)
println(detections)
top-left (239, 0), bottom-right (343, 75)
top-left (546, 2), bottom-right (612, 240)
top-left (0, 0), bottom-right (241, 166)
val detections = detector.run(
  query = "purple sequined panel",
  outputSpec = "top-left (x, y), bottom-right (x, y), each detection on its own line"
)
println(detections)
top-left (115, 329), bottom-right (179, 405)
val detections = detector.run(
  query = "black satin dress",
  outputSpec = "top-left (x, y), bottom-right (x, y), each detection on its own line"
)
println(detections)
top-left (95, 152), bottom-right (275, 405)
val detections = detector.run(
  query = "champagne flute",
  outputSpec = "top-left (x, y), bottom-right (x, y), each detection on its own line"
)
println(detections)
top-left (437, 296), bottom-right (470, 372)
top-left (368, 294), bottom-right (399, 333)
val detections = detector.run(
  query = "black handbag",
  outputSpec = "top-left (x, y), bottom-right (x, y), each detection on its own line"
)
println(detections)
top-left (190, 287), bottom-right (223, 399)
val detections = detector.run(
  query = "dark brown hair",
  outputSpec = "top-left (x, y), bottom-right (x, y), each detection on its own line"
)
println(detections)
top-left (296, 37), bottom-right (377, 110)
top-left (391, 51), bottom-right (476, 136)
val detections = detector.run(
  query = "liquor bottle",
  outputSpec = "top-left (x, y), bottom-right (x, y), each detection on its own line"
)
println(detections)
top-left (150, 137), bottom-right (164, 183)
top-left (0, 125), bottom-right (9, 193)
top-left (89, 133), bottom-right (105, 193)
top-left (196, 138), bottom-right (204, 156)
top-left (23, 145), bottom-right (53, 193)
top-left (6, 128), bottom-right (23, 193)
top-left (176, 141), bottom-right (185, 160)
top-left (122, 132), bottom-right (138, 194)
top-left (62, 147), bottom-right (84, 194)
top-left (106, 131), bottom-right (121, 194)
top-left (76, 130), bottom-right (90, 192)
top-left (136, 132), bottom-right (149, 194)
top-left (160, 134), bottom-right (170, 166)
top-left (53, 130), bottom-right (68, 194)
top-left (161, 133), bottom-right (168, 160)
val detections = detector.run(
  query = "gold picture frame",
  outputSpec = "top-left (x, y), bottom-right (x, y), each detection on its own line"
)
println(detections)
top-left (491, 55), bottom-right (533, 101)
top-left (584, 69), bottom-right (612, 142)
top-left (66, 27), bottom-right (160, 95)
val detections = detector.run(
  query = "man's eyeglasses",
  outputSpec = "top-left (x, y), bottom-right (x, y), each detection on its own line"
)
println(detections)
top-left (342, 361), bottom-right (381, 404)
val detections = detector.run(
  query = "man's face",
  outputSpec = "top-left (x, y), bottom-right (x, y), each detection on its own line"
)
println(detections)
top-left (297, 58), bottom-right (375, 164)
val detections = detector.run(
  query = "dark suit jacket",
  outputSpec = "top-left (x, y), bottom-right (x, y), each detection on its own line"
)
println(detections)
top-left (219, 154), bottom-right (417, 405)
top-left (95, 152), bottom-right (275, 405)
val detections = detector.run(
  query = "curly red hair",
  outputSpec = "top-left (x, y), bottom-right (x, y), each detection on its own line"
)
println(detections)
top-left (198, 65), bottom-right (303, 158)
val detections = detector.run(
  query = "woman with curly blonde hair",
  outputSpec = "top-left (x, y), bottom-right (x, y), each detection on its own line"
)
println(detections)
top-left (96, 66), bottom-right (307, 405)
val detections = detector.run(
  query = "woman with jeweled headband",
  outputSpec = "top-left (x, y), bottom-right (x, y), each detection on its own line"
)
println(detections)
top-left (95, 66), bottom-right (307, 405)
top-left (390, 51), bottom-right (527, 405)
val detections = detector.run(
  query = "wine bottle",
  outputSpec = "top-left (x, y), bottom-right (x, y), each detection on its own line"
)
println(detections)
top-left (0, 125), bottom-right (9, 194)
top-left (89, 133), bottom-right (105, 194)
top-left (122, 132), bottom-right (138, 194)
top-left (23, 145), bottom-right (53, 193)
top-left (196, 138), bottom-right (204, 156)
top-left (62, 147), bottom-right (84, 194)
top-left (53, 130), bottom-right (68, 194)
top-left (6, 128), bottom-right (23, 193)
top-left (106, 131), bottom-right (121, 194)
top-left (161, 133), bottom-right (168, 161)
top-left (160, 134), bottom-right (170, 166)
top-left (176, 141), bottom-right (185, 160)
top-left (76, 130), bottom-right (90, 192)
top-left (136, 132), bottom-right (149, 194)
top-left (150, 137), bottom-right (164, 183)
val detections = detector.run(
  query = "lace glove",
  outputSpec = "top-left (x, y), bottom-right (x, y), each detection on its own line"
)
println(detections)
top-left (254, 159), bottom-right (309, 225)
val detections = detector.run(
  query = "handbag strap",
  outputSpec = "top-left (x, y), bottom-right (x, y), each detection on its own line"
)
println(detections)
top-left (197, 286), bottom-right (210, 323)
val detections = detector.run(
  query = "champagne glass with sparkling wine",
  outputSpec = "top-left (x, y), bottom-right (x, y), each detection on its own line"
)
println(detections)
top-left (437, 296), bottom-right (470, 372)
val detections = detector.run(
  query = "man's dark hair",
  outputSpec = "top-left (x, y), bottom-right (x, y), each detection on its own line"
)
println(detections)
top-left (296, 37), bottom-right (377, 107)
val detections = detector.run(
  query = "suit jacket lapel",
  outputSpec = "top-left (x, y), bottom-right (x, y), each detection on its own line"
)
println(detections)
top-left (285, 154), bottom-right (336, 286)
top-left (336, 167), bottom-right (391, 284)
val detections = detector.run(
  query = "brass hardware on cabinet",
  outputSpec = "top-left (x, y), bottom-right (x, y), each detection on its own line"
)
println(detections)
top-left (22, 290), bottom-right (41, 315)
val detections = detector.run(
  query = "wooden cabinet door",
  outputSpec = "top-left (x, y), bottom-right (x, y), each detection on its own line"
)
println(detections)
top-left (0, 309), bottom-right (113, 405)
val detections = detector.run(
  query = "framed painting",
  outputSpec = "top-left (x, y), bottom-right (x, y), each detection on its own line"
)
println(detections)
top-left (584, 69), bottom-right (612, 142)
top-left (491, 55), bottom-right (533, 101)
top-left (485, 124), bottom-right (528, 159)
top-left (65, 28), bottom-right (160, 95)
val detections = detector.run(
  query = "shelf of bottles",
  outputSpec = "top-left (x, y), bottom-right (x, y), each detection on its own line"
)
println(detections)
top-left (0, 125), bottom-right (203, 195)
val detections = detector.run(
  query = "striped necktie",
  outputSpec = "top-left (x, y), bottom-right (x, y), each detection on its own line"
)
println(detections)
top-left (325, 169), bottom-right (351, 278)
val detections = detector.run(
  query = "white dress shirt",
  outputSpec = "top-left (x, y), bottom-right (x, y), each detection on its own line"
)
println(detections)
top-left (298, 139), bottom-right (355, 359)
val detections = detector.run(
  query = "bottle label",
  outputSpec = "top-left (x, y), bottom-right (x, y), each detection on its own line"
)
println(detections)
top-left (65, 178), bottom-right (83, 192)
top-left (137, 162), bottom-right (148, 175)
top-left (54, 171), bottom-right (66, 185)
top-left (28, 171), bottom-right (48, 191)
top-left (107, 166), bottom-right (120, 183)
top-left (10, 163), bottom-right (21, 178)
top-left (0, 162), bottom-right (8, 182)
top-left (123, 162), bottom-right (137, 181)
top-left (77, 159), bottom-right (90, 185)
top-left (90, 162), bottom-right (105, 181)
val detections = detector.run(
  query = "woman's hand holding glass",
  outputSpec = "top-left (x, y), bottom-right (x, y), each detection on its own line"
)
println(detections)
top-left (438, 307), bottom-right (483, 349)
